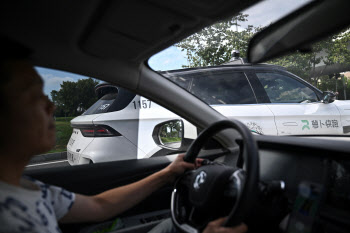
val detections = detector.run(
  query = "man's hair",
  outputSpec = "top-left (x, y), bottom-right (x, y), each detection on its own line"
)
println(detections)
top-left (0, 36), bottom-right (32, 105)
top-left (0, 36), bottom-right (32, 61)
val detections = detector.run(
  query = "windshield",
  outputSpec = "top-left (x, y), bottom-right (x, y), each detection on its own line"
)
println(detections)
top-left (148, 0), bottom-right (350, 137)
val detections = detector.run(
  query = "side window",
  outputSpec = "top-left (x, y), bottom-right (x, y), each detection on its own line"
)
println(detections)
top-left (189, 71), bottom-right (257, 105)
top-left (31, 67), bottom-right (197, 169)
top-left (256, 72), bottom-right (318, 103)
top-left (162, 72), bottom-right (192, 90)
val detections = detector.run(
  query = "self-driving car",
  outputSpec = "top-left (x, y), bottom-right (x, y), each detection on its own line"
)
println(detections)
top-left (68, 60), bottom-right (350, 165)
top-left (3, 0), bottom-right (350, 233)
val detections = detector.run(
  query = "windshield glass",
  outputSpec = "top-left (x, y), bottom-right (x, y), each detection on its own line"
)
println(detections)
top-left (148, 0), bottom-right (312, 71)
top-left (148, 0), bottom-right (350, 137)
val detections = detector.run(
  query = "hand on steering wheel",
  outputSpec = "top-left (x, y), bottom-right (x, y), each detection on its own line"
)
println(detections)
top-left (171, 119), bottom-right (259, 233)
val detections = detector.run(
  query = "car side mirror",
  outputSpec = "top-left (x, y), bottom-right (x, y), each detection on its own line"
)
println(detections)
top-left (322, 91), bottom-right (336, 104)
top-left (153, 120), bottom-right (184, 150)
top-left (152, 119), bottom-right (197, 152)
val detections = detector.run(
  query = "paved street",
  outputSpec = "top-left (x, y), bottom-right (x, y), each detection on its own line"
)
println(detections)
top-left (25, 159), bottom-right (70, 170)
top-left (25, 152), bottom-right (70, 170)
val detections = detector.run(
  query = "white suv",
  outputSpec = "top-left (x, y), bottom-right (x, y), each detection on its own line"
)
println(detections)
top-left (67, 63), bottom-right (350, 165)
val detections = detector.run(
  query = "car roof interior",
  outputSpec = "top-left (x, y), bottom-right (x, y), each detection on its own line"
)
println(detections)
top-left (1, 0), bottom-right (260, 82)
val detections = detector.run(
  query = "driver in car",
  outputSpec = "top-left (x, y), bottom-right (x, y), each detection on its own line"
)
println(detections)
top-left (0, 38), bottom-right (247, 233)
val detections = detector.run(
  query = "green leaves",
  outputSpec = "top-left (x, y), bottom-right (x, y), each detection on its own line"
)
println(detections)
top-left (268, 28), bottom-right (350, 96)
top-left (176, 13), bottom-right (259, 67)
top-left (51, 78), bottom-right (99, 117)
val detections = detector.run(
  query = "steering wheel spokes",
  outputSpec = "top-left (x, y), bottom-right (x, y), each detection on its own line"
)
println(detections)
top-left (171, 120), bottom-right (259, 232)
top-left (224, 169), bottom-right (245, 200)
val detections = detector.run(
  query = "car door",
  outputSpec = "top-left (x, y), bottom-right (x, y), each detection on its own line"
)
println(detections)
top-left (252, 71), bottom-right (343, 135)
top-left (187, 69), bottom-right (277, 135)
top-left (24, 156), bottom-right (177, 232)
top-left (332, 100), bottom-right (350, 134)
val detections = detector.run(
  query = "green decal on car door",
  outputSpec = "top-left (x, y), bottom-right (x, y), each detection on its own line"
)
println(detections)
top-left (301, 120), bottom-right (310, 130)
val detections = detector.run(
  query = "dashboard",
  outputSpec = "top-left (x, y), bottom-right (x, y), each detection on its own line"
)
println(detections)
top-left (255, 135), bottom-right (350, 232)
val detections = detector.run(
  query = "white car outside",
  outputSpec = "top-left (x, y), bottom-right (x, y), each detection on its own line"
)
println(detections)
top-left (67, 64), bottom-right (350, 165)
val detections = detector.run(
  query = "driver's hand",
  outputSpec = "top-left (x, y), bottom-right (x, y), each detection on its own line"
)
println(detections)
top-left (203, 218), bottom-right (247, 233)
top-left (164, 154), bottom-right (203, 182)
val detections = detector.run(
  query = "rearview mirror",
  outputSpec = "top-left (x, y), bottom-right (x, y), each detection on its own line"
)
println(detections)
top-left (247, 0), bottom-right (350, 63)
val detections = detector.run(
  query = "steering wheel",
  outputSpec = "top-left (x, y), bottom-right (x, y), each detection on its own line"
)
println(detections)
top-left (171, 119), bottom-right (259, 233)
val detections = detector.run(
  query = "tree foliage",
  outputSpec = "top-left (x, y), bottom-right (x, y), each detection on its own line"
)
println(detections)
top-left (51, 78), bottom-right (99, 117)
top-left (177, 14), bottom-right (350, 99)
top-left (268, 40), bottom-right (326, 84)
top-left (176, 13), bottom-right (261, 67)
top-left (160, 121), bottom-right (182, 138)
top-left (325, 30), bottom-right (350, 65)
top-left (268, 29), bottom-right (350, 82)
top-left (268, 29), bottom-right (350, 97)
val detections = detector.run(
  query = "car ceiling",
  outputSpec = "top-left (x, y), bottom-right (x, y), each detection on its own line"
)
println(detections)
top-left (1, 0), bottom-right (261, 82)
